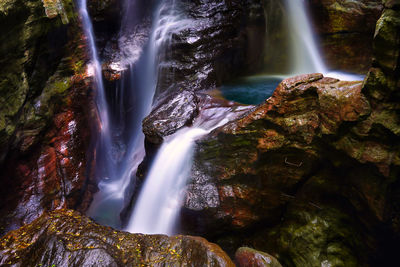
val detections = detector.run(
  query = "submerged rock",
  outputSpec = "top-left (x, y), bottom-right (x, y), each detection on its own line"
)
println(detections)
top-left (0, 209), bottom-right (234, 267)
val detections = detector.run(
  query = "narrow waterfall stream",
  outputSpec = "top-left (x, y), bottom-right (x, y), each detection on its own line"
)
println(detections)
top-left (77, 0), bottom-right (110, 131)
top-left (285, 0), bottom-right (326, 74)
top-left (284, 0), bottom-right (363, 80)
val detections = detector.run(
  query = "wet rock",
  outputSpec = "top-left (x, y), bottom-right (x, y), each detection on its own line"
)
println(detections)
top-left (0, 209), bottom-right (234, 267)
top-left (143, 90), bottom-right (198, 144)
top-left (0, 0), bottom-right (97, 235)
top-left (179, 70), bottom-right (400, 264)
top-left (310, 0), bottom-right (383, 73)
top-left (235, 247), bottom-right (282, 267)
top-left (182, 73), bottom-right (371, 231)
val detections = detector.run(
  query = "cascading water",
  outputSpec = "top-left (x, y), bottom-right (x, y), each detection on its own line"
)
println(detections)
top-left (285, 0), bottom-right (326, 74)
top-left (87, 0), bottom-right (192, 228)
top-left (126, 105), bottom-right (247, 235)
top-left (86, 0), bottom-right (160, 228)
top-left (77, 0), bottom-right (110, 131)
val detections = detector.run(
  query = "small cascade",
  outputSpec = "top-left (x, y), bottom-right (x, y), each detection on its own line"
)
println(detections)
top-left (284, 0), bottom-right (363, 80)
top-left (77, 0), bottom-right (110, 133)
top-left (126, 105), bottom-right (244, 235)
top-left (285, 0), bottom-right (326, 74)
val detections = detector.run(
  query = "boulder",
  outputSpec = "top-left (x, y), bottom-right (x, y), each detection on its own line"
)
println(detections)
top-left (235, 247), bottom-right (282, 267)
top-left (0, 209), bottom-right (234, 267)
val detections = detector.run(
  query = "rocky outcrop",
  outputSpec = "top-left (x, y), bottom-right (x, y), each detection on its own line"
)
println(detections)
top-left (0, 0), bottom-right (97, 235)
top-left (310, 0), bottom-right (383, 73)
top-left (0, 209), bottom-right (234, 267)
top-left (180, 70), bottom-right (399, 265)
top-left (178, 3), bottom-right (400, 265)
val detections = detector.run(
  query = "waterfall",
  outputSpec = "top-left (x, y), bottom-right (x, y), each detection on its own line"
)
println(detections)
top-left (284, 0), bottom-right (363, 80)
top-left (285, 0), bottom-right (326, 74)
top-left (86, 0), bottom-right (191, 228)
top-left (126, 105), bottom-right (243, 235)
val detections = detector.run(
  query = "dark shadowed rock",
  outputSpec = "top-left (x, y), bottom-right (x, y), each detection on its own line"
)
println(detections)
top-left (0, 209), bottom-right (234, 267)
top-left (153, 0), bottom-right (266, 97)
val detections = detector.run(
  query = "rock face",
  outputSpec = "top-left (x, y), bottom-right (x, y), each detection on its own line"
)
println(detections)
top-left (0, 209), bottom-right (234, 267)
top-left (184, 73), bottom-right (370, 230)
top-left (0, 0), bottom-right (97, 235)
top-left (309, 0), bottom-right (383, 73)
top-left (143, 91), bottom-right (199, 144)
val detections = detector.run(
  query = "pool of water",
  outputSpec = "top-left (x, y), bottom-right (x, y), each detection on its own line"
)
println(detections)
top-left (220, 76), bottom-right (282, 105)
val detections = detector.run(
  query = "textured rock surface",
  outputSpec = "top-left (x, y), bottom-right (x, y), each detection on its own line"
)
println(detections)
top-left (154, 0), bottom-right (266, 97)
top-left (183, 73), bottom-right (371, 230)
top-left (310, 0), bottom-right (383, 73)
top-left (0, 209), bottom-right (234, 267)
top-left (143, 90), bottom-right (199, 144)
top-left (0, 0), bottom-right (97, 235)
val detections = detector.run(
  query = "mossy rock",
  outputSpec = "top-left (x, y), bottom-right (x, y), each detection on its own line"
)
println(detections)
top-left (0, 209), bottom-right (234, 267)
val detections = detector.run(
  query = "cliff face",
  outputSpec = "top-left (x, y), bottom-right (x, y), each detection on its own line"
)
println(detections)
top-left (0, 0), bottom-right (97, 236)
